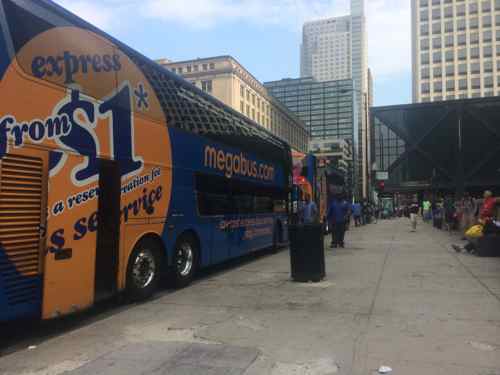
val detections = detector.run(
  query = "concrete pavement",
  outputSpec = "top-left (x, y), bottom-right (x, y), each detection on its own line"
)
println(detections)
top-left (0, 218), bottom-right (499, 375)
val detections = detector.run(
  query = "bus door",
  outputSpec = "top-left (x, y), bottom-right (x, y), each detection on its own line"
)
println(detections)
top-left (94, 159), bottom-right (120, 300)
top-left (0, 149), bottom-right (48, 320)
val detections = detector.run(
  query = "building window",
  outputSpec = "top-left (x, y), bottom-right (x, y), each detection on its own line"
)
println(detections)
top-left (201, 80), bottom-right (213, 93)
top-left (178, 67), bottom-right (183, 73)
top-left (457, 19), bottom-right (466, 31)
top-left (458, 48), bottom-right (467, 60)
top-left (240, 101), bottom-right (244, 112)
top-left (446, 64), bottom-right (455, 76)
top-left (482, 1), bottom-right (491, 12)
top-left (240, 84), bottom-right (245, 97)
top-left (444, 6), bottom-right (453, 18)
top-left (433, 66), bottom-right (442, 77)
top-left (496, 14), bottom-right (500, 26)
top-left (432, 22), bottom-right (441, 34)
top-left (209, 63), bottom-right (215, 69)
top-left (433, 81), bottom-right (442, 93)
top-left (484, 30), bottom-right (492, 42)
top-left (252, 94), bottom-right (255, 105)
top-left (171, 68), bottom-right (176, 73)
top-left (469, 2), bottom-right (478, 14)
top-left (457, 34), bottom-right (466, 45)
top-left (456, 4), bottom-right (466, 16)
top-left (484, 76), bottom-right (494, 88)
top-left (187, 65), bottom-right (192, 73)
top-left (246, 90), bottom-right (250, 100)
top-left (433, 51), bottom-right (442, 63)
top-left (470, 17), bottom-right (479, 29)
top-left (421, 67), bottom-right (430, 79)
top-left (484, 45), bottom-right (493, 57)
top-left (432, 37), bottom-right (441, 48)
top-left (420, 23), bottom-right (429, 36)
top-left (483, 14), bottom-right (492, 27)
top-left (421, 38), bottom-right (430, 50)
top-left (459, 78), bottom-right (467, 90)
top-left (471, 62), bottom-right (480, 74)
top-left (471, 47), bottom-right (480, 59)
top-left (445, 34), bottom-right (454, 47)
top-left (202, 64), bottom-right (208, 71)
top-left (471, 77), bottom-right (481, 89)
top-left (470, 32), bottom-right (479, 44)
top-left (446, 80), bottom-right (455, 91)
top-left (420, 0), bottom-right (428, 7)
top-left (246, 105), bottom-right (250, 116)
top-left (445, 20), bottom-right (453, 32)
top-left (251, 108), bottom-right (255, 120)
top-left (432, 8), bottom-right (441, 19)
top-left (445, 50), bottom-right (454, 62)
top-left (458, 63), bottom-right (467, 75)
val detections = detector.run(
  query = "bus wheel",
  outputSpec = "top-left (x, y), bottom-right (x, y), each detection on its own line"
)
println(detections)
top-left (126, 238), bottom-right (161, 301)
top-left (173, 234), bottom-right (198, 288)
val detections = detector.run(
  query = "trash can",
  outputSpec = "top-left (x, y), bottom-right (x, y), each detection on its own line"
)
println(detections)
top-left (288, 224), bottom-right (325, 282)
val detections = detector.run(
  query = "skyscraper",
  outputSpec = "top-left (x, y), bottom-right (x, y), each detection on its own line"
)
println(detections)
top-left (299, 0), bottom-right (370, 198)
top-left (412, 0), bottom-right (500, 103)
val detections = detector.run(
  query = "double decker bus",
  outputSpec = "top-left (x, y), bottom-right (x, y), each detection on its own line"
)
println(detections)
top-left (0, 0), bottom-right (292, 322)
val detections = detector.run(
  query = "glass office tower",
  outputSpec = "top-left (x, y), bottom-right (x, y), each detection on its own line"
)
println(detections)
top-left (265, 77), bottom-right (359, 193)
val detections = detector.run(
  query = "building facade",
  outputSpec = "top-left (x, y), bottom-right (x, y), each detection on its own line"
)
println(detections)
top-left (309, 139), bottom-right (354, 190)
top-left (412, 0), bottom-right (500, 103)
top-left (264, 77), bottom-right (358, 193)
top-left (371, 97), bottom-right (500, 194)
top-left (158, 56), bottom-right (309, 153)
top-left (300, 0), bottom-right (369, 198)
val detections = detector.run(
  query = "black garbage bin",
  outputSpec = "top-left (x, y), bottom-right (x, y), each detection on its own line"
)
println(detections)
top-left (288, 224), bottom-right (325, 282)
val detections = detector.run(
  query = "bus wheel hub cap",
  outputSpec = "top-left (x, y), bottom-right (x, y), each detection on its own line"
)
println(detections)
top-left (132, 250), bottom-right (156, 288)
top-left (177, 244), bottom-right (193, 277)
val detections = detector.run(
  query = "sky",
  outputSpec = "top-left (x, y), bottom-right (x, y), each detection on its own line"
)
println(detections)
top-left (54, 0), bottom-right (411, 107)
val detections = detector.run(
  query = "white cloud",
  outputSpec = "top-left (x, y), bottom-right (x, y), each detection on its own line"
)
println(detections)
top-left (53, 0), bottom-right (410, 80)
top-left (142, 0), bottom-right (351, 29)
top-left (55, 0), bottom-right (116, 30)
top-left (367, 0), bottom-right (411, 78)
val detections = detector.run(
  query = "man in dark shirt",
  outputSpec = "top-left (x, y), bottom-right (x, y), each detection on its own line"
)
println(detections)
top-left (327, 196), bottom-right (350, 248)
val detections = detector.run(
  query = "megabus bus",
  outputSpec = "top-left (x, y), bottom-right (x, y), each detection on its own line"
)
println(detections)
top-left (0, 0), bottom-right (292, 322)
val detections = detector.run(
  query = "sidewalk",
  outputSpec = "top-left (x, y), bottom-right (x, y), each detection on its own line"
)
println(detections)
top-left (0, 218), bottom-right (499, 375)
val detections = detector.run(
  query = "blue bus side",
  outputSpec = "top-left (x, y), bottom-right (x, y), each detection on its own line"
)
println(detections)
top-left (161, 127), bottom-right (288, 269)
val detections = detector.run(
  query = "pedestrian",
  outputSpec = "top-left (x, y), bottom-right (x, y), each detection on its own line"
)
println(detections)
top-left (300, 194), bottom-right (318, 224)
top-left (352, 201), bottom-right (362, 227)
top-left (452, 190), bottom-right (500, 254)
top-left (443, 196), bottom-right (456, 232)
top-left (409, 201), bottom-right (419, 232)
top-left (422, 199), bottom-right (431, 222)
top-left (327, 195), bottom-right (350, 248)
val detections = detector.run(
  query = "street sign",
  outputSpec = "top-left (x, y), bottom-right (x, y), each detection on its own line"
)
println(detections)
top-left (376, 171), bottom-right (389, 181)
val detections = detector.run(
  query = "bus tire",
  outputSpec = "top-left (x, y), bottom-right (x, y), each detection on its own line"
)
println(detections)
top-left (173, 234), bottom-right (198, 288)
top-left (126, 237), bottom-right (162, 301)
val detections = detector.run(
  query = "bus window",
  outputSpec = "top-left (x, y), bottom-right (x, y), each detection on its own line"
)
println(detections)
top-left (255, 196), bottom-right (273, 214)
top-left (273, 200), bottom-right (287, 213)
top-left (234, 194), bottom-right (254, 215)
top-left (197, 193), bottom-right (232, 216)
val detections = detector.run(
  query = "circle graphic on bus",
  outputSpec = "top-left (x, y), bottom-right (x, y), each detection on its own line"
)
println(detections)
top-left (0, 27), bottom-right (172, 281)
